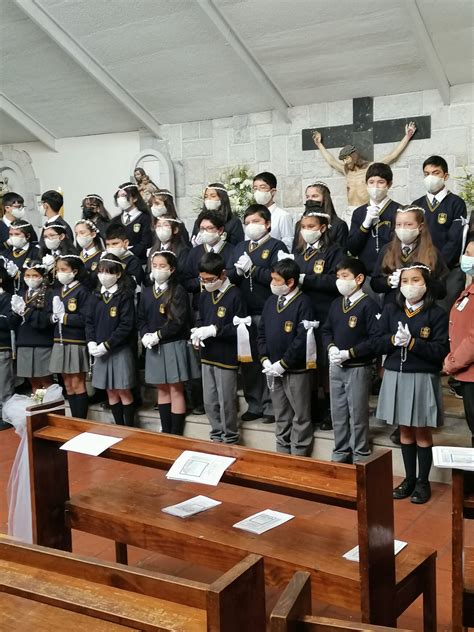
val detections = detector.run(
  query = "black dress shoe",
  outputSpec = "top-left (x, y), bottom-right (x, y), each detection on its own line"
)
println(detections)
top-left (240, 411), bottom-right (262, 422)
top-left (411, 480), bottom-right (431, 504)
top-left (262, 415), bottom-right (275, 424)
top-left (0, 421), bottom-right (12, 431)
top-left (319, 412), bottom-right (333, 431)
top-left (393, 478), bottom-right (416, 499)
top-left (389, 426), bottom-right (401, 445)
top-left (192, 405), bottom-right (206, 415)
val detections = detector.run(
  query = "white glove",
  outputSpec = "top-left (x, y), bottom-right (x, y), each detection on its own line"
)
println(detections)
top-left (190, 328), bottom-right (205, 349)
top-left (299, 273), bottom-right (306, 285)
top-left (90, 342), bottom-right (107, 357)
top-left (87, 341), bottom-right (98, 354)
top-left (338, 350), bottom-right (350, 363)
top-left (195, 325), bottom-right (217, 341)
top-left (328, 346), bottom-right (341, 365)
top-left (191, 232), bottom-right (205, 247)
top-left (263, 361), bottom-right (285, 377)
top-left (11, 294), bottom-right (26, 316)
top-left (262, 359), bottom-right (272, 371)
top-left (6, 260), bottom-right (19, 278)
top-left (388, 268), bottom-right (402, 289)
top-left (52, 313), bottom-right (64, 324)
top-left (52, 296), bottom-right (65, 317)
top-left (362, 206), bottom-right (380, 229)
top-left (141, 333), bottom-right (153, 349)
top-left (142, 332), bottom-right (160, 349)
top-left (42, 254), bottom-right (55, 271)
top-left (236, 252), bottom-right (252, 274)
top-left (394, 322), bottom-right (411, 347)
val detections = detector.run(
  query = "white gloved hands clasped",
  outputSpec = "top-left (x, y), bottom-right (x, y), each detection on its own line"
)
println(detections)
top-left (388, 268), bottom-right (402, 289)
top-left (141, 332), bottom-right (160, 349)
top-left (234, 252), bottom-right (252, 276)
top-left (5, 260), bottom-right (19, 278)
top-left (329, 346), bottom-right (350, 366)
top-left (42, 254), bottom-right (55, 271)
top-left (89, 342), bottom-right (107, 357)
top-left (190, 325), bottom-right (217, 348)
top-left (362, 206), bottom-right (380, 229)
top-left (52, 296), bottom-right (65, 323)
top-left (11, 294), bottom-right (26, 316)
top-left (394, 321), bottom-right (411, 347)
top-left (262, 360), bottom-right (285, 377)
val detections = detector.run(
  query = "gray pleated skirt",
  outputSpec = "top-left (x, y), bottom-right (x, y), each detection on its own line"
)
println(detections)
top-left (49, 343), bottom-right (89, 374)
top-left (92, 347), bottom-right (135, 390)
top-left (145, 340), bottom-right (201, 385)
top-left (376, 370), bottom-right (443, 428)
top-left (16, 347), bottom-right (52, 378)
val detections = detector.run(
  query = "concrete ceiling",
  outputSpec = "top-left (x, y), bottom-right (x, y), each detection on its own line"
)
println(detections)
top-left (1, 0), bottom-right (473, 146)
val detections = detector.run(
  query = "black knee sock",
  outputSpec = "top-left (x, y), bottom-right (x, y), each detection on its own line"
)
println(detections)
top-left (110, 402), bottom-right (124, 425)
top-left (75, 392), bottom-right (89, 419)
top-left (171, 412), bottom-right (186, 436)
top-left (417, 445), bottom-right (433, 483)
top-left (122, 403), bottom-right (136, 428)
top-left (401, 443), bottom-right (417, 481)
top-left (158, 403), bottom-right (172, 433)
top-left (68, 394), bottom-right (77, 417)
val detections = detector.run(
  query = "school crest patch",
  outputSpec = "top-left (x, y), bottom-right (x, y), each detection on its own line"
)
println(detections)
top-left (110, 306), bottom-right (118, 317)
top-left (217, 306), bottom-right (226, 318)
top-left (67, 298), bottom-right (77, 312)
top-left (313, 259), bottom-right (325, 274)
top-left (284, 321), bottom-right (293, 333)
top-left (91, 262), bottom-right (98, 271)
top-left (349, 316), bottom-right (357, 328)
top-left (437, 213), bottom-right (447, 224)
top-left (420, 327), bottom-right (431, 339)
top-left (133, 223), bottom-right (141, 233)
top-left (261, 249), bottom-right (270, 260)
top-left (159, 303), bottom-right (165, 314)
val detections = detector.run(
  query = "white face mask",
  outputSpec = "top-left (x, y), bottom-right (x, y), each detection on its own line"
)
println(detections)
top-left (400, 284), bottom-right (426, 303)
top-left (56, 271), bottom-right (75, 286)
top-left (424, 174), bottom-right (445, 194)
top-left (10, 235), bottom-right (27, 249)
top-left (152, 268), bottom-right (171, 284)
top-left (106, 246), bottom-right (126, 258)
top-left (25, 277), bottom-right (42, 290)
top-left (367, 187), bottom-right (388, 203)
top-left (151, 205), bottom-right (167, 218)
top-left (301, 229), bottom-right (321, 245)
top-left (11, 207), bottom-right (25, 219)
top-left (204, 199), bottom-right (221, 211)
top-left (76, 235), bottom-right (94, 249)
top-left (44, 237), bottom-right (61, 251)
top-left (156, 227), bottom-right (172, 243)
top-left (200, 230), bottom-right (220, 245)
top-left (254, 190), bottom-right (273, 205)
top-left (117, 197), bottom-right (132, 211)
top-left (204, 278), bottom-right (224, 293)
top-left (336, 278), bottom-right (358, 297)
top-left (245, 223), bottom-right (267, 241)
top-left (270, 283), bottom-right (291, 297)
top-left (395, 227), bottom-right (419, 245)
top-left (98, 273), bottom-right (118, 289)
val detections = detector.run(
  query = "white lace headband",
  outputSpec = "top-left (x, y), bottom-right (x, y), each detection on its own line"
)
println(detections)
top-left (304, 211), bottom-right (331, 219)
top-left (397, 206), bottom-right (425, 215)
top-left (11, 222), bottom-right (32, 228)
top-left (153, 190), bottom-right (173, 197)
top-left (204, 185), bottom-right (227, 193)
top-left (308, 181), bottom-right (330, 190)
top-left (43, 224), bottom-right (66, 232)
top-left (116, 184), bottom-right (136, 195)
top-left (401, 264), bottom-right (431, 273)
top-left (75, 219), bottom-right (98, 231)
top-left (23, 262), bottom-right (47, 271)
top-left (98, 255), bottom-right (126, 268)
top-left (151, 250), bottom-right (177, 259)
top-left (156, 217), bottom-right (182, 223)
top-left (83, 194), bottom-right (103, 203)
top-left (58, 254), bottom-right (82, 261)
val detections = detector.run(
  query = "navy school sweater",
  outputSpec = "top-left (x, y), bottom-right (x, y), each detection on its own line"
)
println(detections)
top-left (50, 283), bottom-right (91, 345)
top-left (80, 248), bottom-right (102, 291)
top-left (85, 288), bottom-right (136, 352)
top-left (321, 293), bottom-right (380, 367)
top-left (375, 301), bottom-right (449, 373)
top-left (346, 199), bottom-right (399, 274)
top-left (137, 284), bottom-right (191, 344)
top-left (0, 220), bottom-right (38, 249)
top-left (145, 242), bottom-right (190, 286)
top-left (192, 215), bottom-right (244, 247)
top-left (110, 212), bottom-right (153, 263)
top-left (230, 235), bottom-right (288, 316)
top-left (293, 216), bottom-right (348, 252)
top-left (258, 290), bottom-right (315, 372)
top-left (40, 216), bottom-right (74, 244)
top-left (0, 291), bottom-right (13, 351)
top-left (119, 250), bottom-right (145, 287)
top-left (183, 241), bottom-right (235, 310)
top-left (412, 192), bottom-right (467, 268)
top-left (11, 287), bottom-right (54, 348)
top-left (197, 282), bottom-right (246, 370)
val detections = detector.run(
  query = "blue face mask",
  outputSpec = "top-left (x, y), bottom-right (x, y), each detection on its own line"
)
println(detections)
top-left (461, 255), bottom-right (474, 275)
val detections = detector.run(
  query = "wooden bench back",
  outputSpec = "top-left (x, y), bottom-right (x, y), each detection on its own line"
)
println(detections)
top-left (452, 468), bottom-right (474, 631)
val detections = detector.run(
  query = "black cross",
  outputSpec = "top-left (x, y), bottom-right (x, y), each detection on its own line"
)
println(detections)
top-left (302, 96), bottom-right (431, 160)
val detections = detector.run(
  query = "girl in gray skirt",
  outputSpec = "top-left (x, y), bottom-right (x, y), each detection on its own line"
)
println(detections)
top-left (49, 255), bottom-right (91, 419)
top-left (375, 263), bottom-right (449, 504)
top-left (85, 254), bottom-right (136, 426)
top-left (137, 251), bottom-right (198, 435)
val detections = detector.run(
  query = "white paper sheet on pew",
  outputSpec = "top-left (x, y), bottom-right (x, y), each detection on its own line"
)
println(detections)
top-left (343, 539), bottom-right (407, 562)
top-left (162, 495), bottom-right (221, 518)
top-left (166, 451), bottom-right (236, 486)
top-left (433, 446), bottom-right (474, 470)
top-left (60, 432), bottom-right (123, 456)
top-left (233, 510), bottom-right (294, 535)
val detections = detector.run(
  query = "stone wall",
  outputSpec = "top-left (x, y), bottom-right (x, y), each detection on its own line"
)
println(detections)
top-left (160, 84), bottom-right (474, 228)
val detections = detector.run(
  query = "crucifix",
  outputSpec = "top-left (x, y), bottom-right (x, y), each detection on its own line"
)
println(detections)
top-left (301, 96), bottom-right (431, 209)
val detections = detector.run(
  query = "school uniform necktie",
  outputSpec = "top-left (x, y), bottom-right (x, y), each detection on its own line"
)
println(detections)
top-left (344, 298), bottom-right (351, 310)
top-left (209, 247), bottom-right (214, 253)
top-left (104, 291), bottom-right (110, 300)
top-left (432, 197), bottom-right (437, 205)
top-left (250, 241), bottom-right (258, 251)
top-left (306, 246), bottom-right (315, 257)
top-left (402, 246), bottom-right (410, 257)
top-left (277, 296), bottom-right (286, 309)
top-left (125, 212), bottom-right (131, 225)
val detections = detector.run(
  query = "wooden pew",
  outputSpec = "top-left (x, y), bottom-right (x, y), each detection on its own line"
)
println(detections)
top-left (270, 571), bottom-right (413, 631)
top-left (452, 468), bottom-right (474, 631)
top-left (26, 406), bottom-right (437, 630)
top-left (0, 535), bottom-right (265, 631)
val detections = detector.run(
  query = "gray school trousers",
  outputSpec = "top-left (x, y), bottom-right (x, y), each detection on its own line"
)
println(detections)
top-left (329, 364), bottom-right (372, 462)
top-left (202, 363), bottom-right (239, 444)
top-left (270, 372), bottom-right (313, 456)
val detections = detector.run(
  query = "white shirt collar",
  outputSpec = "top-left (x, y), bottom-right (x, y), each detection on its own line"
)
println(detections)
top-left (123, 207), bottom-right (141, 222)
top-left (427, 188), bottom-right (448, 203)
top-left (205, 238), bottom-right (225, 253)
top-left (101, 283), bottom-right (118, 295)
top-left (218, 278), bottom-right (231, 294)
top-left (268, 202), bottom-right (277, 213)
top-left (47, 214), bottom-right (60, 222)
top-left (249, 232), bottom-right (270, 246)
top-left (348, 289), bottom-right (364, 305)
top-left (401, 242), bottom-right (416, 253)
top-left (82, 246), bottom-right (98, 257)
top-left (280, 286), bottom-right (299, 305)
top-left (154, 281), bottom-right (168, 292)
top-left (14, 242), bottom-right (30, 253)
top-left (160, 241), bottom-right (171, 250)
top-left (369, 196), bottom-right (389, 208)
top-left (406, 299), bottom-right (424, 310)
top-left (2, 217), bottom-right (12, 227)
top-left (64, 280), bottom-right (79, 291)
top-left (306, 240), bottom-right (319, 250)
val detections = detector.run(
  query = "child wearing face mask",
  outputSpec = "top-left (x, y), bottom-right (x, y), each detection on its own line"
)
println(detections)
top-left (10, 261), bottom-right (54, 392)
top-left (0, 261), bottom-right (15, 430)
top-left (371, 206), bottom-right (447, 305)
top-left (191, 184), bottom-right (243, 247)
top-left (110, 182), bottom-right (152, 264)
top-left (1, 220), bottom-right (41, 293)
top-left (252, 173), bottom-right (293, 251)
top-left (105, 224), bottom-right (144, 290)
top-left (40, 224), bottom-right (78, 283)
top-left (412, 155), bottom-right (467, 311)
top-left (148, 216), bottom-right (190, 284)
top-left (75, 219), bottom-right (104, 291)
top-left (1, 192), bottom-right (38, 248)
top-left (40, 190), bottom-right (74, 243)
top-left (375, 263), bottom-right (449, 504)
top-left (48, 255), bottom-right (91, 419)
top-left (85, 255), bottom-right (137, 427)
top-left (191, 253), bottom-right (246, 444)
top-left (150, 189), bottom-right (190, 245)
top-left (80, 194), bottom-right (110, 240)
top-left (321, 258), bottom-right (381, 463)
top-left (138, 252), bottom-right (198, 435)
top-left (257, 258), bottom-right (315, 456)
top-left (347, 163), bottom-right (400, 279)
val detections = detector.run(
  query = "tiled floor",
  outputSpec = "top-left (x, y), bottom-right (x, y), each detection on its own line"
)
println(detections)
top-left (0, 427), bottom-right (460, 630)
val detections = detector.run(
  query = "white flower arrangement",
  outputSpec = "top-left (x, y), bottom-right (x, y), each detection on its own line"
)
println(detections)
top-left (222, 166), bottom-right (255, 219)
top-left (30, 389), bottom-right (46, 404)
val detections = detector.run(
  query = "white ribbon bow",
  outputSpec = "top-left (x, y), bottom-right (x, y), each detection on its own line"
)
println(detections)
top-left (233, 316), bottom-right (252, 363)
top-left (301, 319), bottom-right (319, 369)
top-left (277, 250), bottom-right (295, 261)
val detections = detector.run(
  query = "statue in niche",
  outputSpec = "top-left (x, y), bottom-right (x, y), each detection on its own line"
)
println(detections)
top-left (0, 176), bottom-right (10, 208)
top-left (312, 122), bottom-right (417, 216)
top-left (133, 167), bottom-right (159, 204)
